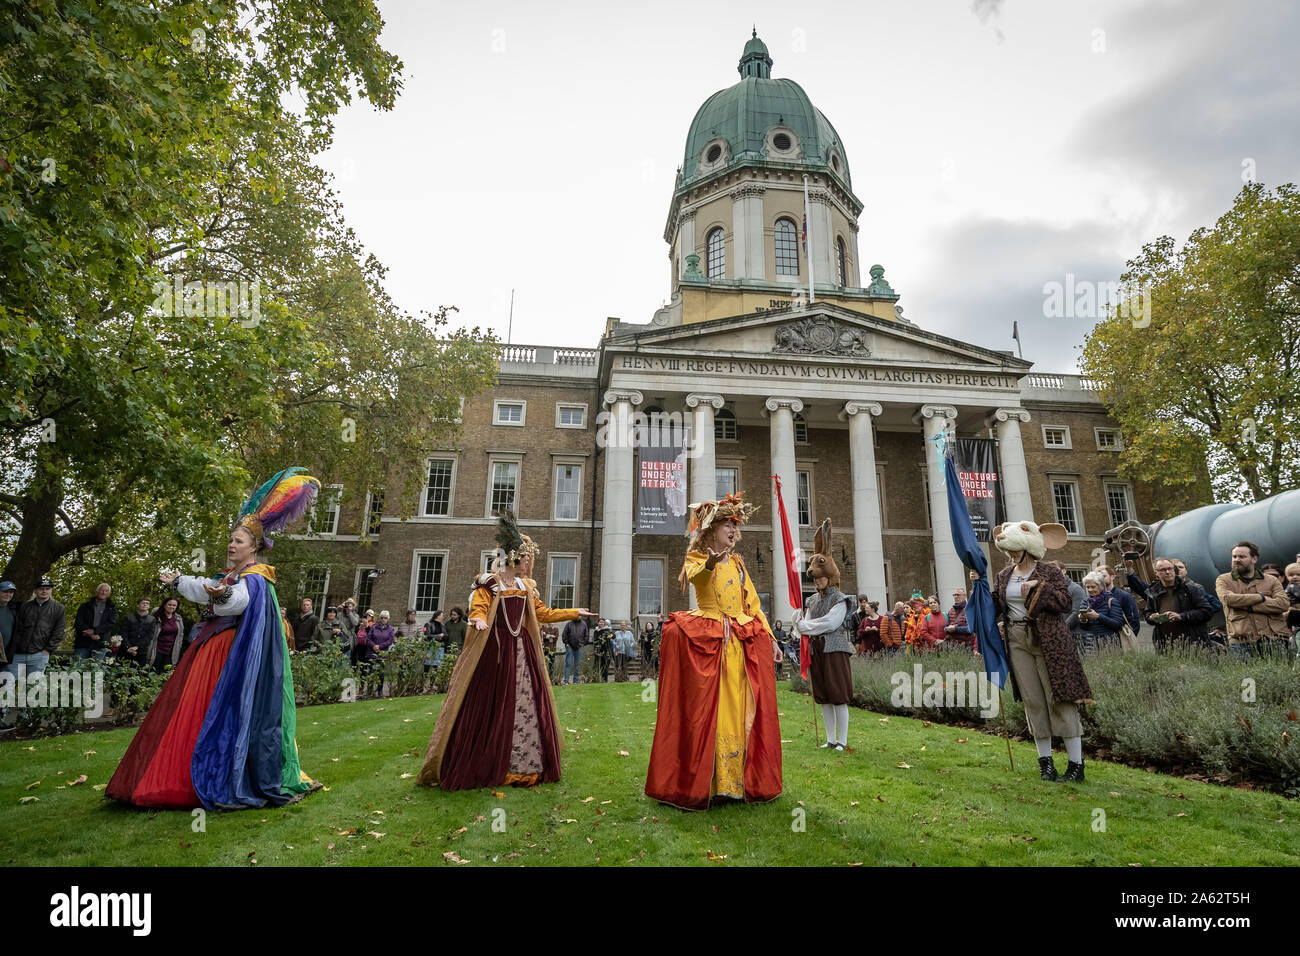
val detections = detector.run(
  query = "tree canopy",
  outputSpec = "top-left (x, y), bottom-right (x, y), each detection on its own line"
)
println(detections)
top-left (0, 1), bottom-right (499, 595)
top-left (1081, 182), bottom-right (1300, 504)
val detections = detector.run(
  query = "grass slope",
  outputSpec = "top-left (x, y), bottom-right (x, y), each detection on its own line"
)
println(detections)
top-left (2, 683), bottom-right (1297, 867)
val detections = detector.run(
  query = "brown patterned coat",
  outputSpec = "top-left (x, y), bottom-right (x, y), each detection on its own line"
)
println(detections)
top-left (993, 560), bottom-right (1095, 706)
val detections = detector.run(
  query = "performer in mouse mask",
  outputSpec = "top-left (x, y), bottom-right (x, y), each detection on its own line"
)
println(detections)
top-left (983, 520), bottom-right (1094, 783)
top-left (792, 519), bottom-right (855, 751)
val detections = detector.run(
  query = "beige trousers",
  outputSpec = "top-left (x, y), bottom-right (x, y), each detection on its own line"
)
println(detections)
top-left (1006, 620), bottom-right (1082, 739)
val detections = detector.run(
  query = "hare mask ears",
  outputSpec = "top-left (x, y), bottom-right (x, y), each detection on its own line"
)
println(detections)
top-left (813, 518), bottom-right (832, 556)
top-left (1038, 523), bottom-right (1068, 551)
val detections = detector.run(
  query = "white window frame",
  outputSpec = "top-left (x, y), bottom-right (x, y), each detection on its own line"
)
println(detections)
top-left (354, 566), bottom-right (377, 614)
top-left (555, 403), bottom-right (588, 429)
top-left (1095, 427), bottom-right (1124, 451)
top-left (1050, 478), bottom-right (1084, 535)
top-left (1063, 565), bottom-right (1090, 586)
top-left (637, 557), bottom-right (666, 617)
top-left (552, 460), bottom-right (583, 522)
top-left (409, 549), bottom-right (450, 615)
top-left (481, 550), bottom-right (500, 574)
top-left (421, 457), bottom-right (457, 517)
top-left (794, 412), bottom-right (809, 444)
top-left (547, 553), bottom-right (580, 609)
top-left (715, 462), bottom-right (740, 499)
top-left (1042, 424), bottom-right (1072, 449)
top-left (715, 407), bottom-right (738, 442)
top-left (299, 567), bottom-right (331, 610)
top-left (309, 483), bottom-right (342, 536)
top-left (363, 489), bottom-right (385, 536)
top-left (493, 399), bottom-right (527, 427)
top-left (796, 469), bottom-right (813, 527)
top-left (1103, 481), bottom-right (1135, 528)
top-left (485, 456), bottom-right (522, 517)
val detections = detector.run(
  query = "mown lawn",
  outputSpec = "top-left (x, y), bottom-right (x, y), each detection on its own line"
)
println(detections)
top-left (2, 682), bottom-right (1297, 866)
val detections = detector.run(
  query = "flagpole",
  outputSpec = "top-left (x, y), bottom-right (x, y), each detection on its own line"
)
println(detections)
top-left (802, 174), bottom-right (814, 303)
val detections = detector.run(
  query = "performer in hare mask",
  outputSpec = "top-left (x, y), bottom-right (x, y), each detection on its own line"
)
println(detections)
top-left (792, 519), bottom-right (854, 751)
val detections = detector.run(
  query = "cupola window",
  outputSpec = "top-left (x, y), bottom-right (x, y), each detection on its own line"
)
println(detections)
top-left (706, 227), bottom-right (726, 280)
top-left (836, 237), bottom-right (847, 286)
top-left (775, 218), bottom-right (799, 276)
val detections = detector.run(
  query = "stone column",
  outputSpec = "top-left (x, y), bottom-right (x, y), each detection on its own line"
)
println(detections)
top-left (685, 393), bottom-right (724, 506)
top-left (840, 401), bottom-right (886, 601)
top-left (913, 404), bottom-right (965, 601)
top-left (986, 407), bottom-right (1034, 521)
top-left (766, 396), bottom-right (803, 624)
top-left (599, 388), bottom-right (642, 623)
top-left (810, 188), bottom-right (834, 291)
top-left (677, 210), bottom-right (696, 285)
top-left (730, 184), bottom-right (765, 281)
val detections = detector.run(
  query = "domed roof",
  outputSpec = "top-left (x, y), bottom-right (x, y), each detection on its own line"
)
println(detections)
top-left (678, 31), bottom-right (852, 193)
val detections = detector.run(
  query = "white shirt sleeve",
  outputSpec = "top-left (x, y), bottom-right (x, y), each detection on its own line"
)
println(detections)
top-left (175, 575), bottom-right (251, 616)
top-left (796, 599), bottom-right (847, 636)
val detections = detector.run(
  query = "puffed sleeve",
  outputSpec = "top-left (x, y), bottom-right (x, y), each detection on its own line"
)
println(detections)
top-left (796, 598), bottom-right (846, 635)
top-left (468, 584), bottom-right (492, 625)
top-left (175, 575), bottom-right (250, 616)
top-left (682, 551), bottom-right (712, 585)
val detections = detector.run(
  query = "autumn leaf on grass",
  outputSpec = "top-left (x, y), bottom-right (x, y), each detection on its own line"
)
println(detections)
top-left (82, 750), bottom-right (96, 757)
top-left (400, 773), bottom-right (413, 779)
top-left (492, 791), bottom-right (506, 799)
top-left (850, 801), bottom-right (859, 806)
top-left (24, 781), bottom-right (39, 790)
top-left (705, 850), bottom-right (727, 861)
top-left (562, 819), bottom-right (578, 824)
top-left (247, 852), bottom-right (258, 865)
top-left (367, 831), bottom-right (386, 839)
top-left (92, 784), bottom-right (106, 791)
top-left (896, 762), bottom-right (912, 769)
top-left (443, 851), bottom-right (470, 864)
top-left (922, 721), bottom-right (932, 728)
top-left (19, 796), bottom-right (39, 804)
top-left (69, 775), bottom-right (88, 786)
top-left (878, 718), bottom-right (889, 724)
top-left (956, 738), bottom-right (968, 743)
top-left (617, 750), bottom-right (630, 756)
top-left (582, 797), bottom-right (595, 803)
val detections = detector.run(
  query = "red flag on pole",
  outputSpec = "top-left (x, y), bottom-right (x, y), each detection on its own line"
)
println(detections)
top-left (770, 474), bottom-right (807, 677)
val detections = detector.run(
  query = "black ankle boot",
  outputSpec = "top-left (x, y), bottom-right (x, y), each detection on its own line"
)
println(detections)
top-left (1059, 760), bottom-right (1085, 783)
top-left (1038, 756), bottom-right (1058, 781)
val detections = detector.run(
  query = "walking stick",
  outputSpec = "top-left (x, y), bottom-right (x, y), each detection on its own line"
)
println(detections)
top-left (999, 689), bottom-right (1014, 772)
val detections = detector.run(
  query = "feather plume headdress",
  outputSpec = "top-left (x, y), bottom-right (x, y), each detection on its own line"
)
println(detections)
top-left (233, 466), bottom-right (321, 551)
top-left (494, 510), bottom-right (540, 566)
top-left (685, 491), bottom-right (757, 538)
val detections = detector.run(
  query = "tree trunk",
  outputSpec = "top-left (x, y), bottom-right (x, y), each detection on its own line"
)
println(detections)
top-left (0, 466), bottom-right (110, 597)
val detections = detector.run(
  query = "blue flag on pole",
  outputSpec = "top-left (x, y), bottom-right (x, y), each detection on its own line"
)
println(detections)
top-left (940, 441), bottom-right (1009, 689)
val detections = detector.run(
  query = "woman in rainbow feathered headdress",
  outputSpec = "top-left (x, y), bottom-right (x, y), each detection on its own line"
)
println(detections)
top-left (108, 468), bottom-right (324, 810)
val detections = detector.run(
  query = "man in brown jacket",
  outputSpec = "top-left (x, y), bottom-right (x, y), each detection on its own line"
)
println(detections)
top-left (1216, 541), bottom-right (1290, 659)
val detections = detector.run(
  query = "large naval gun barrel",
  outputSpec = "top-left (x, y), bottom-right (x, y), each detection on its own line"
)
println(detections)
top-left (1103, 488), bottom-right (1300, 589)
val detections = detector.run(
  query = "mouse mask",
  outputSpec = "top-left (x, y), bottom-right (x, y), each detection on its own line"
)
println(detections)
top-left (806, 518), bottom-right (840, 589)
top-left (993, 520), bottom-right (1068, 560)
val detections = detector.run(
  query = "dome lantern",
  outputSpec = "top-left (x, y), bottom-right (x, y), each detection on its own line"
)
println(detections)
top-left (738, 28), bottom-right (772, 79)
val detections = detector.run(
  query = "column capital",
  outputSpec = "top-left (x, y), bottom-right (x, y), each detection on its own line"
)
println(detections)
top-left (602, 388), bottom-right (644, 408)
top-left (986, 407), bottom-right (1031, 427)
top-left (729, 184), bottom-right (766, 200)
top-left (685, 392), bottom-right (725, 410)
top-left (763, 396), bottom-right (804, 415)
top-left (911, 403), bottom-right (957, 425)
top-left (839, 400), bottom-right (883, 421)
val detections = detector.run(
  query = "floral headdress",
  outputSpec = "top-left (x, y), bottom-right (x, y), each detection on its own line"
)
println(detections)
top-left (233, 467), bottom-right (321, 551)
top-left (685, 491), bottom-right (757, 539)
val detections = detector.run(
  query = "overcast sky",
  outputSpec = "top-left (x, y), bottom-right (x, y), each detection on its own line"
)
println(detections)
top-left (314, 0), bottom-right (1299, 373)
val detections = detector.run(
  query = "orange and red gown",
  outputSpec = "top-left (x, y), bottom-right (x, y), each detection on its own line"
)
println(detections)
top-left (645, 552), bottom-right (782, 810)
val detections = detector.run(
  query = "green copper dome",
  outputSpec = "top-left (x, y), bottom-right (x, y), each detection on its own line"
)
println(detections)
top-left (678, 30), bottom-right (852, 192)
